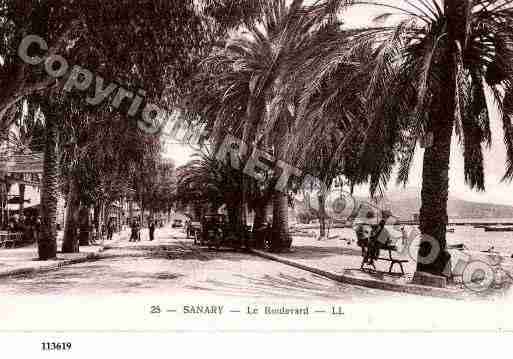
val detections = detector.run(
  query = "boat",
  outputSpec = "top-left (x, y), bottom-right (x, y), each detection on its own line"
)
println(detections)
top-left (448, 243), bottom-right (466, 250)
top-left (481, 247), bottom-right (499, 254)
top-left (483, 226), bottom-right (513, 232)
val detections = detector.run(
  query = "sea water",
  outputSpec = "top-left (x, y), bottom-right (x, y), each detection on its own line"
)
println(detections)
top-left (324, 218), bottom-right (513, 257)
top-left (401, 218), bottom-right (513, 256)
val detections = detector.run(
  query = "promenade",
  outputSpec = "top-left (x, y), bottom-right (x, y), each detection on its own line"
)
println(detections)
top-left (0, 229), bottom-right (129, 278)
top-left (1, 224), bottom-right (511, 299)
top-left (251, 229), bottom-right (513, 299)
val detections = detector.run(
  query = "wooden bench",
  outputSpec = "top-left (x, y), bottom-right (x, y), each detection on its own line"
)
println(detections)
top-left (360, 243), bottom-right (408, 275)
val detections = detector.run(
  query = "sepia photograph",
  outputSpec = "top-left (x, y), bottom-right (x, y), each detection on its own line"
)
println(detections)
top-left (1, 0), bottom-right (513, 354)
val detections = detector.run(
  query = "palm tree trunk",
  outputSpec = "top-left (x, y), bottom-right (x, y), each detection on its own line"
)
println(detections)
top-left (271, 191), bottom-right (289, 251)
top-left (104, 201), bottom-right (111, 233)
top-left (140, 200), bottom-right (144, 226)
top-left (417, 108), bottom-right (453, 276)
top-left (252, 199), bottom-right (268, 249)
top-left (416, 1), bottom-right (470, 276)
top-left (271, 116), bottom-right (290, 251)
top-left (93, 201), bottom-right (101, 240)
top-left (193, 202), bottom-right (202, 221)
top-left (227, 200), bottom-right (243, 230)
top-left (38, 104), bottom-right (58, 260)
top-left (128, 199), bottom-right (133, 223)
top-left (1, 190), bottom-right (4, 227)
top-left (62, 178), bottom-right (80, 253)
top-left (240, 96), bottom-right (265, 229)
top-left (18, 183), bottom-right (25, 215)
top-left (417, 54), bottom-right (456, 275)
top-left (318, 192), bottom-right (326, 240)
top-left (252, 202), bottom-right (266, 228)
top-left (78, 205), bottom-right (90, 246)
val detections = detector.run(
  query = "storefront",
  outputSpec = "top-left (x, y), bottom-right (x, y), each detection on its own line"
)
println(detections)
top-left (0, 152), bottom-right (45, 228)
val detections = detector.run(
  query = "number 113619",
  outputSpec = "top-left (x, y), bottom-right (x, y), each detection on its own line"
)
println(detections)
top-left (41, 342), bottom-right (72, 351)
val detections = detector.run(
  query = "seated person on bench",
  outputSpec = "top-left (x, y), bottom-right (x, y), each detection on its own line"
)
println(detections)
top-left (367, 210), bottom-right (396, 265)
top-left (355, 211), bottom-right (375, 264)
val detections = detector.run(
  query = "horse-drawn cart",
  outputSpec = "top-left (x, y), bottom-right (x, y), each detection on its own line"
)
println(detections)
top-left (191, 214), bottom-right (250, 250)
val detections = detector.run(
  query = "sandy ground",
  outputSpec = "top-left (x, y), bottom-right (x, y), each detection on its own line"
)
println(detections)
top-left (1, 225), bottom-right (511, 332)
top-left (0, 226), bottom-right (410, 300)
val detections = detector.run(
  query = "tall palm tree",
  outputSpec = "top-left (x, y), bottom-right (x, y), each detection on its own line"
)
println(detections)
top-left (299, 126), bottom-right (369, 238)
top-left (286, 29), bottom-right (376, 238)
top-left (188, 0), bottom-right (352, 251)
top-left (305, 0), bottom-right (513, 276)
top-left (38, 99), bottom-right (58, 260)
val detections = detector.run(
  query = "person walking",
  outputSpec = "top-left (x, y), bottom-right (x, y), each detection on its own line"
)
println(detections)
top-left (148, 219), bottom-right (156, 241)
top-left (90, 222), bottom-right (98, 245)
top-left (135, 220), bottom-right (141, 242)
top-left (34, 216), bottom-right (41, 242)
top-left (107, 218), bottom-right (115, 241)
top-left (129, 220), bottom-right (137, 242)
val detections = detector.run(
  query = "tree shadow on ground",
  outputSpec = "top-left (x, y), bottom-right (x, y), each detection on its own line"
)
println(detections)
top-left (282, 245), bottom-right (362, 260)
top-left (1, 276), bottom-right (184, 296)
top-left (146, 246), bottom-right (256, 263)
top-left (185, 272), bottom-right (373, 300)
top-left (4, 258), bottom-right (186, 293)
top-left (107, 239), bottom-right (257, 263)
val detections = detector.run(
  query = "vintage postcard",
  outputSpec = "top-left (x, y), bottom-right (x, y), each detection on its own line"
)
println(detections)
top-left (1, 0), bottom-right (513, 355)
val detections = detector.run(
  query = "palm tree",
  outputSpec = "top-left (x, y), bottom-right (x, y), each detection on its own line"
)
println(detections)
top-left (299, 127), bottom-right (369, 239)
top-left (57, 98), bottom-right (160, 252)
top-left (287, 31), bottom-right (374, 238)
top-left (175, 148), bottom-right (244, 227)
top-left (188, 0), bottom-right (352, 251)
top-left (305, 0), bottom-right (513, 276)
top-left (38, 99), bottom-right (58, 260)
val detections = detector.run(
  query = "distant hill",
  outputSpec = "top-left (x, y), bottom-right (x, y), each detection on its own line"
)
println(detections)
top-left (358, 187), bottom-right (513, 220)
top-left (293, 187), bottom-right (513, 221)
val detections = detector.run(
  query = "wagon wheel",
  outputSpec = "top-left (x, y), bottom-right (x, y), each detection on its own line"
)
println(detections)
top-left (263, 228), bottom-right (275, 252)
top-left (264, 237), bottom-right (272, 252)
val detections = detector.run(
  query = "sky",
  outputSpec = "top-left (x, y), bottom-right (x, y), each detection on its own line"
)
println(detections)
top-left (164, 125), bottom-right (513, 206)
top-left (164, 0), bottom-right (513, 206)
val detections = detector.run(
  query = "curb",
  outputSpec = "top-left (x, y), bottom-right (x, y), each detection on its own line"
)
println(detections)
top-left (249, 249), bottom-right (464, 299)
top-left (0, 237), bottom-right (122, 279)
top-left (0, 252), bottom-right (102, 279)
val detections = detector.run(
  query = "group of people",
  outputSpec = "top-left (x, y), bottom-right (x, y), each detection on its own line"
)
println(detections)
top-left (129, 218), bottom-right (156, 242)
top-left (105, 218), bottom-right (116, 241)
top-left (89, 218), bottom-right (117, 244)
top-left (3, 214), bottom-right (42, 243)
